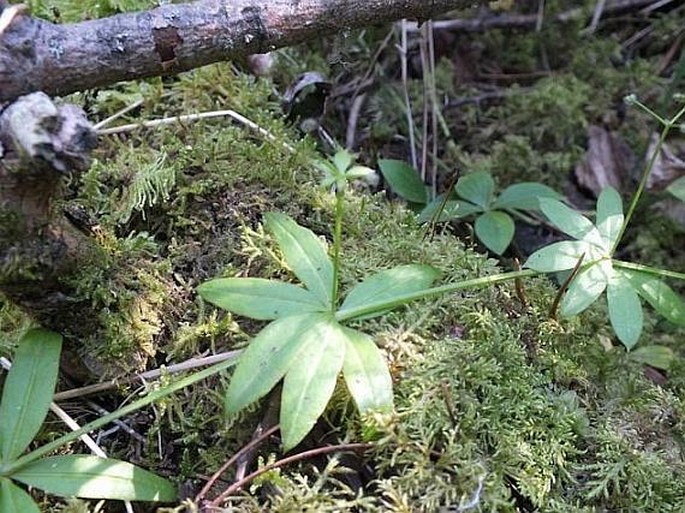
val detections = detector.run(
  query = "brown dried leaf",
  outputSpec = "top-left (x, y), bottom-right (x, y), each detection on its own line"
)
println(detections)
top-left (644, 134), bottom-right (685, 191)
top-left (575, 125), bottom-right (635, 196)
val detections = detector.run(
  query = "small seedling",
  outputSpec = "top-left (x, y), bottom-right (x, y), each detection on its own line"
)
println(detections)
top-left (525, 186), bottom-right (685, 350)
top-left (378, 160), bottom-right (561, 254)
top-left (523, 95), bottom-right (685, 353)
top-left (199, 152), bottom-right (533, 450)
top-left (0, 330), bottom-right (177, 511)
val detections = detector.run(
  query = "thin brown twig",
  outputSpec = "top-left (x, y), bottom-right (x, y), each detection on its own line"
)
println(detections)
top-left (549, 253), bottom-right (586, 320)
top-left (207, 442), bottom-right (373, 508)
top-left (513, 257), bottom-right (529, 306)
top-left (406, 0), bottom-right (666, 34)
top-left (427, 20), bottom-right (439, 200)
top-left (351, 27), bottom-right (394, 101)
top-left (346, 92), bottom-right (367, 150)
top-left (196, 424), bottom-right (280, 503)
top-left (399, 19), bottom-right (418, 170)
top-left (98, 109), bottom-right (296, 154)
top-left (587, 0), bottom-right (608, 34)
top-left (54, 351), bottom-right (240, 401)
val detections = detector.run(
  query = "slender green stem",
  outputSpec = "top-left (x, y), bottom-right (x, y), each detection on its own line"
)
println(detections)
top-left (630, 100), bottom-right (667, 126)
top-left (612, 101), bottom-right (685, 255)
top-left (3, 357), bottom-right (238, 474)
top-left (335, 269), bottom-right (538, 322)
top-left (613, 260), bottom-right (685, 281)
top-left (612, 122), bottom-right (670, 255)
top-left (330, 187), bottom-right (345, 311)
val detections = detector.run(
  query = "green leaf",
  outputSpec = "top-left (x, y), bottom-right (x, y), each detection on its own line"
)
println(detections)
top-left (225, 313), bottom-right (332, 414)
top-left (607, 274), bottom-right (643, 349)
top-left (595, 187), bottom-right (624, 250)
top-left (338, 265), bottom-right (439, 320)
top-left (628, 345), bottom-right (675, 370)
top-left (417, 198), bottom-right (483, 223)
top-left (622, 270), bottom-right (685, 326)
top-left (667, 175), bottom-right (685, 202)
top-left (198, 278), bottom-right (327, 320)
top-left (346, 166), bottom-right (376, 182)
top-left (539, 198), bottom-right (605, 249)
top-left (561, 260), bottom-right (613, 316)
top-left (333, 150), bottom-right (354, 173)
top-left (12, 456), bottom-right (176, 501)
top-left (341, 328), bottom-right (393, 413)
top-left (455, 171), bottom-right (494, 209)
top-left (280, 319), bottom-right (346, 450)
top-left (1, 478), bottom-right (40, 513)
top-left (0, 329), bottom-right (62, 462)
top-left (265, 213), bottom-right (334, 306)
top-left (493, 182), bottom-right (563, 210)
top-left (474, 211), bottom-right (515, 254)
top-left (524, 241), bottom-right (590, 272)
top-left (378, 159), bottom-right (428, 204)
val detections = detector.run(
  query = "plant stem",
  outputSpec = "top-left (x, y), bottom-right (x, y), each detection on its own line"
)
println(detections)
top-left (3, 356), bottom-right (238, 474)
top-left (335, 269), bottom-right (538, 322)
top-left (612, 101), bottom-right (685, 255)
top-left (331, 187), bottom-right (345, 311)
top-left (613, 260), bottom-right (685, 281)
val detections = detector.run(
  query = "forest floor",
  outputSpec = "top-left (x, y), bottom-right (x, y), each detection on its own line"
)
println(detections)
top-left (2, 0), bottom-right (685, 511)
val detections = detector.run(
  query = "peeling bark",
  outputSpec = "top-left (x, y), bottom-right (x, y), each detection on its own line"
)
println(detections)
top-left (0, 0), bottom-right (471, 102)
top-left (0, 92), bottom-right (98, 334)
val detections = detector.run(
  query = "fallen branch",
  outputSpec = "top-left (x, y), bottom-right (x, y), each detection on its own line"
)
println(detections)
top-left (407, 0), bottom-right (672, 33)
top-left (0, 0), bottom-right (473, 102)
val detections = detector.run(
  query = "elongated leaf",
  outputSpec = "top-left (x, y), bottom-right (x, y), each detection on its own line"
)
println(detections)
top-left (417, 198), bottom-right (483, 223)
top-left (474, 211), bottom-right (515, 254)
top-left (378, 159), bottom-right (428, 203)
top-left (0, 478), bottom-right (40, 513)
top-left (346, 166), bottom-right (377, 182)
top-left (628, 345), bottom-right (675, 370)
top-left (341, 328), bottom-right (393, 413)
top-left (280, 319), bottom-right (346, 450)
top-left (607, 274), bottom-right (643, 349)
top-left (456, 171), bottom-right (494, 209)
top-left (265, 213), bottom-right (334, 306)
top-left (225, 313), bottom-right (332, 414)
top-left (539, 198), bottom-right (605, 249)
top-left (524, 241), bottom-right (590, 272)
top-left (493, 182), bottom-right (563, 210)
top-left (13, 456), bottom-right (176, 501)
top-left (339, 265), bottom-right (439, 320)
top-left (198, 278), bottom-right (326, 320)
top-left (622, 270), bottom-right (685, 326)
top-left (333, 150), bottom-right (354, 173)
top-left (667, 175), bottom-right (685, 202)
top-left (0, 329), bottom-right (62, 462)
top-left (561, 260), bottom-right (613, 316)
top-left (596, 187), bottom-right (624, 250)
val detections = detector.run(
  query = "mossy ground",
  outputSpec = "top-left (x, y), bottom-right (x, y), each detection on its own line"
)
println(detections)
top-left (1, 1), bottom-right (684, 511)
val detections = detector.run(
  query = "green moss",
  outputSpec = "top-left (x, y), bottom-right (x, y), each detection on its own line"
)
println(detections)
top-left (367, 282), bottom-right (684, 511)
top-left (3, 3), bottom-right (684, 510)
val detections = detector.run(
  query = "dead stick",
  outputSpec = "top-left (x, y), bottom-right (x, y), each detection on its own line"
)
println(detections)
top-left (207, 442), bottom-right (373, 507)
top-left (196, 424), bottom-right (280, 503)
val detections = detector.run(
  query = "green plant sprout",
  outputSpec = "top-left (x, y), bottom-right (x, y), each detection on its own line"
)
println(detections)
top-left (525, 95), bottom-right (685, 350)
top-left (198, 151), bottom-right (534, 450)
top-left (200, 109), bottom-right (685, 449)
top-left (0, 329), bottom-right (239, 510)
top-left (378, 160), bottom-right (562, 254)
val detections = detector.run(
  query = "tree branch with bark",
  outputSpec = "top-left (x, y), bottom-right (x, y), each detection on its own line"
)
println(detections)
top-left (0, 0), bottom-right (472, 374)
top-left (0, 0), bottom-right (472, 102)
